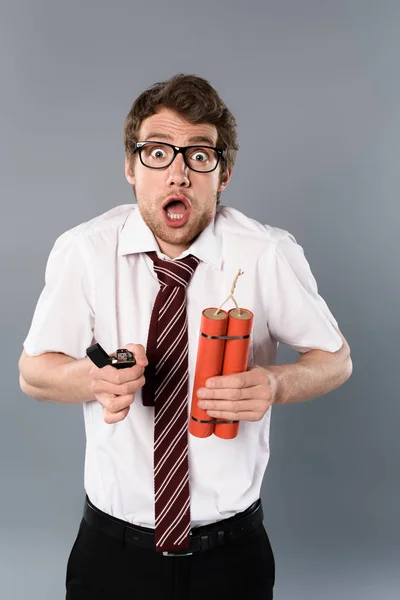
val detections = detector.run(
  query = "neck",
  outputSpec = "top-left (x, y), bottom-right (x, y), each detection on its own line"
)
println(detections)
top-left (155, 238), bottom-right (190, 260)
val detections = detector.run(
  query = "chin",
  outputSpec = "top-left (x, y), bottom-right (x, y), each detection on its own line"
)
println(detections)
top-left (159, 223), bottom-right (198, 243)
top-left (162, 231), bottom-right (194, 246)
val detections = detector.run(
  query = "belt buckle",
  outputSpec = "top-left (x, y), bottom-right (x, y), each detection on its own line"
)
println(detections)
top-left (162, 549), bottom-right (193, 557)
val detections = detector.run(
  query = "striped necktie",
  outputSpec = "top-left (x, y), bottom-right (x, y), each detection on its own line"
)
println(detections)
top-left (142, 250), bottom-right (200, 553)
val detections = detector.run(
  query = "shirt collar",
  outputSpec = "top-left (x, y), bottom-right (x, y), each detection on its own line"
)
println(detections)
top-left (118, 204), bottom-right (222, 269)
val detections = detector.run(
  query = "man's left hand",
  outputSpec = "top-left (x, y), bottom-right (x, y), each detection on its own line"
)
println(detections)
top-left (196, 366), bottom-right (277, 422)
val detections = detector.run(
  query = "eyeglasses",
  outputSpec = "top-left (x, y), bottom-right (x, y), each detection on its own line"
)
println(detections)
top-left (132, 141), bottom-right (225, 173)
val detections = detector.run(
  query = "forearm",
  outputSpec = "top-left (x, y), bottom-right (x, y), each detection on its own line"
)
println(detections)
top-left (269, 336), bottom-right (353, 405)
top-left (19, 352), bottom-right (96, 404)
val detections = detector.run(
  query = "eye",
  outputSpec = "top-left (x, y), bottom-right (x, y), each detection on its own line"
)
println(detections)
top-left (190, 150), bottom-right (209, 162)
top-left (150, 147), bottom-right (167, 159)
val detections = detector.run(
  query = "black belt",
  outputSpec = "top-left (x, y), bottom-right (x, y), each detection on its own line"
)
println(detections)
top-left (83, 495), bottom-right (264, 557)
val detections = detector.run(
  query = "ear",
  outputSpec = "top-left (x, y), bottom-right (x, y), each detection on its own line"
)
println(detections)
top-left (218, 169), bottom-right (232, 193)
top-left (125, 156), bottom-right (135, 185)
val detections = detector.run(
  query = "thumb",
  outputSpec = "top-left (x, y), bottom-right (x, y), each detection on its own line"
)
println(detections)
top-left (123, 343), bottom-right (148, 366)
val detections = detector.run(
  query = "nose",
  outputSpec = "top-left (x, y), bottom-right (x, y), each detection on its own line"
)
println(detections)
top-left (166, 152), bottom-right (190, 188)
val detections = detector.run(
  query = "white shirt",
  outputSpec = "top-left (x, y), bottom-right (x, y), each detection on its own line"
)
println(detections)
top-left (23, 204), bottom-right (342, 527)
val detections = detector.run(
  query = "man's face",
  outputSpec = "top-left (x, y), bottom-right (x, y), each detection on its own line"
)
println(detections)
top-left (125, 108), bottom-right (231, 258)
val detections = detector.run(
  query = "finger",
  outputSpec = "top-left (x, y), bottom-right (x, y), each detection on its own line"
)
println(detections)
top-left (92, 363), bottom-right (145, 385)
top-left (197, 385), bottom-right (260, 401)
top-left (92, 375), bottom-right (145, 397)
top-left (103, 406), bottom-right (130, 424)
top-left (97, 393), bottom-right (135, 413)
top-left (205, 368), bottom-right (266, 390)
top-left (205, 410), bottom-right (265, 422)
top-left (198, 399), bottom-right (266, 415)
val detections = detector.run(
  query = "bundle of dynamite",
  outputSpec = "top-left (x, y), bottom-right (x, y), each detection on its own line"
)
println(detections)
top-left (189, 269), bottom-right (254, 440)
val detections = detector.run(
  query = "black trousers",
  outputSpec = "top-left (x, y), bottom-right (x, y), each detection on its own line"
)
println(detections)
top-left (65, 508), bottom-right (275, 600)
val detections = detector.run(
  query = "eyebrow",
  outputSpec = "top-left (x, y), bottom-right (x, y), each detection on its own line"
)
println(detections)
top-left (188, 135), bottom-right (217, 146)
top-left (143, 132), bottom-right (217, 146)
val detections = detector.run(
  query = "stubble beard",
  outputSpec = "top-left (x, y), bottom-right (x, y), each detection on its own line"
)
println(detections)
top-left (133, 185), bottom-right (218, 248)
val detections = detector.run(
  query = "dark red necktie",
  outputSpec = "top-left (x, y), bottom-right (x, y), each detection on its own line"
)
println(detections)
top-left (142, 251), bottom-right (200, 553)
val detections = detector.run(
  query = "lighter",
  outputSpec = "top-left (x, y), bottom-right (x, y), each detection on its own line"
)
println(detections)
top-left (86, 343), bottom-right (136, 369)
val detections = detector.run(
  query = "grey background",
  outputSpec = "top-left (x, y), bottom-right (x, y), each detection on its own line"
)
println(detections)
top-left (1, 0), bottom-right (398, 598)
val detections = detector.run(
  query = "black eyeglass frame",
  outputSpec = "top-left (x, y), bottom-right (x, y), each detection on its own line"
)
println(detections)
top-left (132, 141), bottom-right (226, 173)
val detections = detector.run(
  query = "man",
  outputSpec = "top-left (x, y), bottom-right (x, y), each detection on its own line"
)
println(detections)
top-left (19, 73), bottom-right (352, 600)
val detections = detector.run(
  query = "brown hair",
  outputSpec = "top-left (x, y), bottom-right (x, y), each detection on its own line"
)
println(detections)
top-left (123, 73), bottom-right (239, 180)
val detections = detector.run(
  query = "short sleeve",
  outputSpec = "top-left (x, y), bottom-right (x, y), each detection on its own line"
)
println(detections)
top-left (23, 230), bottom-right (95, 359)
top-left (267, 233), bottom-right (342, 353)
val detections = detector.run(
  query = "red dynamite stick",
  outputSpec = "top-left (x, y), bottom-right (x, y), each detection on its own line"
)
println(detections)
top-left (189, 308), bottom-right (229, 438)
top-left (213, 308), bottom-right (254, 440)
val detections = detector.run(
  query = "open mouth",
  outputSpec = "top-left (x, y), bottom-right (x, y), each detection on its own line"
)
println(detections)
top-left (165, 200), bottom-right (186, 220)
top-left (162, 197), bottom-right (191, 226)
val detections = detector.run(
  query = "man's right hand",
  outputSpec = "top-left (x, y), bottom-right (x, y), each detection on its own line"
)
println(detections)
top-left (89, 343), bottom-right (148, 424)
